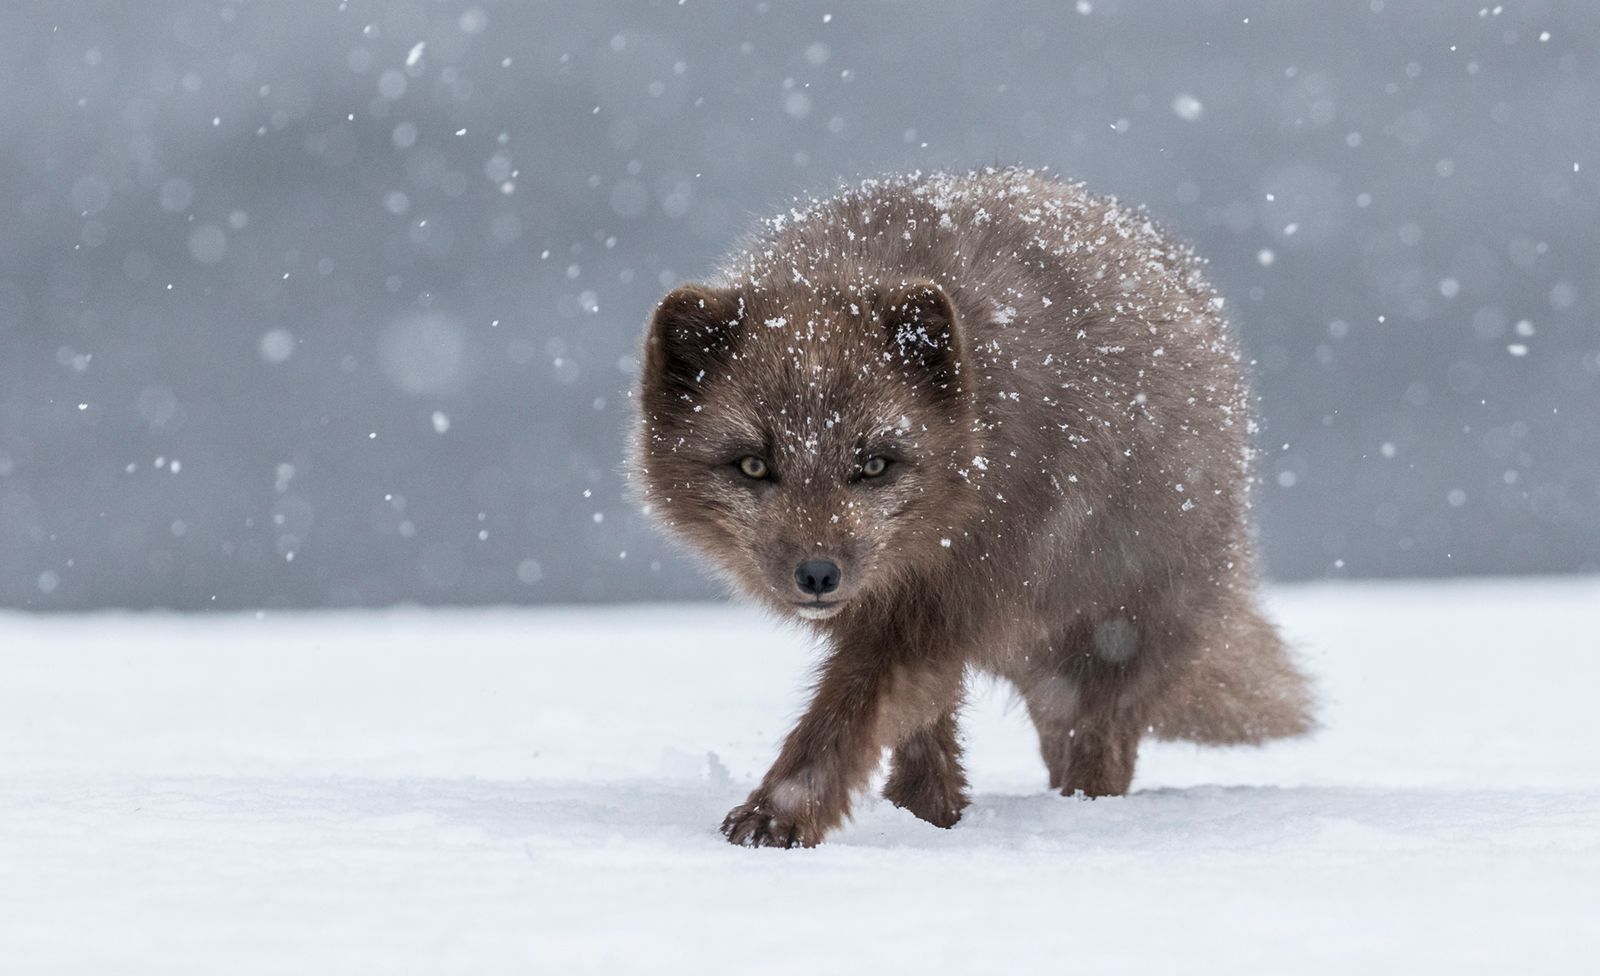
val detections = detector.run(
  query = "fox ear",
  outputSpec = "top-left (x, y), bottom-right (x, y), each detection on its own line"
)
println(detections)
top-left (641, 284), bottom-right (743, 404)
top-left (878, 280), bottom-right (967, 402)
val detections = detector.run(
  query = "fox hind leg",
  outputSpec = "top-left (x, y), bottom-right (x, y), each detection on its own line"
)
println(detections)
top-left (1019, 670), bottom-right (1141, 798)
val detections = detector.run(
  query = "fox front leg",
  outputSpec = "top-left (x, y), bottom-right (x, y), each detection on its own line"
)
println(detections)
top-left (882, 707), bottom-right (969, 828)
top-left (722, 652), bottom-right (961, 848)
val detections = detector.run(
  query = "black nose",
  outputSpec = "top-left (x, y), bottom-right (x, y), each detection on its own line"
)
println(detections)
top-left (794, 559), bottom-right (841, 597)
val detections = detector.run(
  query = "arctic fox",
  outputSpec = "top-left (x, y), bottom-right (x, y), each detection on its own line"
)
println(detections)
top-left (630, 168), bottom-right (1312, 848)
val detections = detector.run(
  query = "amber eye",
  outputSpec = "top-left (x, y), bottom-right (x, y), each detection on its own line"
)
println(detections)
top-left (737, 456), bottom-right (769, 479)
top-left (861, 456), bottom-right (890, 478)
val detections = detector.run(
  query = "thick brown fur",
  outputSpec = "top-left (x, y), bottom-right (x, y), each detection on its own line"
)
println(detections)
top-left (629, 168), bottom-right (1313, 848)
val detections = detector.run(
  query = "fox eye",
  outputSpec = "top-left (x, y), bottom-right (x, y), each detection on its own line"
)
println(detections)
top-left (736, 456), bottom-right (770, 480)
top-left (861, 456), bottom-right (890, 478)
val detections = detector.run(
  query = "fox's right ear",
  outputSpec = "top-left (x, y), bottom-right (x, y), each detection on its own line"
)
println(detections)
top-left (640, 284), bottom-right (743, 403)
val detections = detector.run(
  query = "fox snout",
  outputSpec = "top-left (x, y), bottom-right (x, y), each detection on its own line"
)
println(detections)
top-left (793, 559), bottom-right (842, 598)
top-left (776, 549), bottom-right (859, 619)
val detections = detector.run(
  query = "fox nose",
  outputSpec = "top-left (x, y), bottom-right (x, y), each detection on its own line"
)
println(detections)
top-left (794, 559), bottom-right (841, 597)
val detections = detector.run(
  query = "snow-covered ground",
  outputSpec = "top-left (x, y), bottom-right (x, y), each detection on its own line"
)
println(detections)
top-left (2, 578), bottom-right (1597, 973)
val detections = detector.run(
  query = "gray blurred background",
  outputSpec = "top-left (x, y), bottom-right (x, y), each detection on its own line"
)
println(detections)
top-left (2, 0), bottom-right (1595, 610)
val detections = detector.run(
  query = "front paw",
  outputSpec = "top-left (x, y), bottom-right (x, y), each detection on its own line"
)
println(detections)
top-left (884, 741), bottom-right (968, 828)
top-left (720, 797), bottom-right (815, 848)
top-left (883, 773), bottom-right (967, 828)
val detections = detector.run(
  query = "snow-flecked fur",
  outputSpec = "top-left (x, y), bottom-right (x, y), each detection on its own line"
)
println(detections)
top-left (630, 168), bottom-right (1313, 847)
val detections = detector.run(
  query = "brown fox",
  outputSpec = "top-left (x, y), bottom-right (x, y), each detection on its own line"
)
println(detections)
top-left (629, 168), bottom-right (1313, 848)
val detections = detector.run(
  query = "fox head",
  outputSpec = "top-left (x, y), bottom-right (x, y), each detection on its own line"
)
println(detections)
top-left (631, 278), bottom-right (980, 622)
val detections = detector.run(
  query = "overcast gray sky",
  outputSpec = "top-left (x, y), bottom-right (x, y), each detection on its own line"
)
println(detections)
top-left (1, 0), bottom-right (1595, 610)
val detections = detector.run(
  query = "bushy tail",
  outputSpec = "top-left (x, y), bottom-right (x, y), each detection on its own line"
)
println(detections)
top-left (1148, 598), bottom-right (1315, 745)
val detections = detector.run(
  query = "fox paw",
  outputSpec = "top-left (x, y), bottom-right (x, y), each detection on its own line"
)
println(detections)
top-left (884, 785), bottom-right (966, 828)
top-left (720, 799), bottom-right (815, 848)
top-left (883, 751), bottom-right (968, 828)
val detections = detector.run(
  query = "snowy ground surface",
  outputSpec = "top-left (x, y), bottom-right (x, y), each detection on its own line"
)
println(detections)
top-left (2, 579), bottom-right (1597, 974)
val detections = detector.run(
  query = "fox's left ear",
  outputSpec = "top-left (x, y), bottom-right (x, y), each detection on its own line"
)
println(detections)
top-left (878, 280), bottom-right (968, 403)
